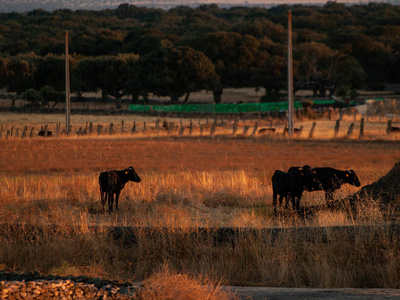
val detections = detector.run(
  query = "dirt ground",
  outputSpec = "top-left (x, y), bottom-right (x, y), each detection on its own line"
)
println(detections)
top-left (228, 286), bottom-right (400, 299)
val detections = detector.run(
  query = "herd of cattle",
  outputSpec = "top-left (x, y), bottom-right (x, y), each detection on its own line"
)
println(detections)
top-left (272, 166), bottom-right (361, 213)
top-left (98, 165), bottom-right (361, 214)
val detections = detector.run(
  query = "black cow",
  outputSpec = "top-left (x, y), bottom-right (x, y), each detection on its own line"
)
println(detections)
top-left (272, 165), bottom-right (316, 212)
top-left (288, 166), bottom-right (361, 204)
top-left (38, 130), bottom-right (52, 137)
top-left (99, 166), bottom-right (141, 213)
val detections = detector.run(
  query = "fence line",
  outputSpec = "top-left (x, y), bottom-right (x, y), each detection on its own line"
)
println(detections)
top-left (1, 117), bottom-right (399, 141)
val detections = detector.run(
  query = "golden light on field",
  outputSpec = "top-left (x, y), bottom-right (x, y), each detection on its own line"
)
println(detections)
top-left (1, 112), bottom-right (400, 288)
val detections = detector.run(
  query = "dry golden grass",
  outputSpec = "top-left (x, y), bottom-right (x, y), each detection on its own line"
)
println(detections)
top-left (1, 115), bottom-right (400, 289)
top-left (139, 264), bottom-right (238, 300)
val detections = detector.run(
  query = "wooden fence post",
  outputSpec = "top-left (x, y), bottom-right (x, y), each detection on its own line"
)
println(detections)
top-left (386, 120), bottom-right (392, 135)
top-left (15, 128), bottom-right (19, 138)
top-left (109, 123), bottom-right (113, 135)
top-left (359, 118), bottom-right (364, 139)
top-left (143, 122), bottom-right (147, 134)
top-left (131, 122), bottom-right (136, 134)
top-left (334, 120), bottom-right (340, 138)
top-left (232, 120), bottom-right (238, 136)
top-left (168, 123), bottom-right (173, 135)
top-left (308, 122), bottom-right (316, 139)
top-left (21, 126), bottom-right (27, 139)
top-left (210, 122), bottom-right (216, 136)
top-left (252, 122), bottom-right (258, 136)
top-left (10, 126), bottom-right (14, 137)
top-left (189, 120), bottom-right (193, 136)
top-left (156, 120), bottom-right (160, 135)
top-left (347, 123), bottom-right (355, 137)
top-left (179, 120), bottom-right (185, 136)
top-left (30, 127), bottom-right (34, 138)
top-left (89, 122), bottom-right (93, 134)
top-left (200, 124), bottom-right (204, 136)
top-left (242, 125), bottom-right (249, 135)
top-left (121, 120), bottom-right (124, 134)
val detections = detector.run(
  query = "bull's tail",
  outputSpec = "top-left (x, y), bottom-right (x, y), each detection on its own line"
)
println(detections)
top-left (99, 172), bottom-right (108, 214)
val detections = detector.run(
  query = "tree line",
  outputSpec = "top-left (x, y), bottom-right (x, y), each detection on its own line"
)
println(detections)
top-left (0, 1), bottom-right (399, 107)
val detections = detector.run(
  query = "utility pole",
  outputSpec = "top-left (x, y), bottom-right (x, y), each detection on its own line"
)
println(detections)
top-left (65, 30), bottom-right (71, 135)
top-left (287, 10), bottom-right (294, 137)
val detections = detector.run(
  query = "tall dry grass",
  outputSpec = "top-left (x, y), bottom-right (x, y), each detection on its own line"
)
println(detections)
top-left (138, 264), bottom-right (238, 300)
top-left (0, 137), bottom-right (400, 288)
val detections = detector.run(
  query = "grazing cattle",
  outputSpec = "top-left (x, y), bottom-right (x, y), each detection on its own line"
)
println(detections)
top-left (288, 166), bottom-right (361, 204)
top-left (272, 165), bottom-right (316, 213)
top-left (38, 130), bottom-right (52, 137)
top-left (390, 126), bottom-right (400, 133)
top-left (99, 166), bottom-right (141, 213)
top-left (258, 128), bottom-right (276, 134)
top-left (284, 126), bottom-right (303, 134)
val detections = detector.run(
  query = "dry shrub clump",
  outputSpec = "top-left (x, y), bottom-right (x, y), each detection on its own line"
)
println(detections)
top-left (138, 265), bottom-right (238, 300)
top-left (349, 162), bottom-right (400, 207)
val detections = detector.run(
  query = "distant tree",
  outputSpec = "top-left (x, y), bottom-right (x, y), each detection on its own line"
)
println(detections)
top-left (40, 85), bottom-right (65, 109)
top-left (75, 54), bottom-right (139, 108)
top-left (294, 42), bottom-right (339, 97)
top-left (255, 55), bottom-right (286, 102)
top-left (4, 55), bottom-right (36, 94)
top-left (22, 88), bottom-right (42, 107)
top-left (137, 46), bottom-right (219, 103)
top-left (187, 32), bottom-right (268, 103)
top-left (121, 29), bottom-right (178, 55)
top-left (34, 54), bottom-right (65, 91)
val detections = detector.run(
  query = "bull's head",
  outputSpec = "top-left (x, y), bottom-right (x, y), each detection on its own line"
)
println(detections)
top-left (126, 166), bottom-right (141, 183)
top-left (345, 170), bottom-right (361, 187)
top-left (301, 165), bottom-right (319, 191)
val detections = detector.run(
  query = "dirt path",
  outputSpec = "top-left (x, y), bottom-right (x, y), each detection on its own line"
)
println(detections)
top-left (227, 286), bottom-right (400, 299)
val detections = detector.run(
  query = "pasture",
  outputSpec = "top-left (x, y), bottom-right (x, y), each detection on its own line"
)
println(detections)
top-left (1, 112), bottom-right (400, 289)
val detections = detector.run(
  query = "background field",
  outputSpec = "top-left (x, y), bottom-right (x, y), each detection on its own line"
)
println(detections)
top-left (1, 112), bottom-right (400, 289)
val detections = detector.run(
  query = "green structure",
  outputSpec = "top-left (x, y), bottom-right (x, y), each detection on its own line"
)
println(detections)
top-left (129, 101), bottom-right (305, 114)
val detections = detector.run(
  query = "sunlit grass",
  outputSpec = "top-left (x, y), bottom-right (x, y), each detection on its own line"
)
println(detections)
top-left (1, 135), bottom-right (400, 288)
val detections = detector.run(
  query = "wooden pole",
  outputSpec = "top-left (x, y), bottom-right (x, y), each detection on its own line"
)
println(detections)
top-left (65, 30), bottom-right (71, 135)
top-left (287, 10), bottom-right (294, 137)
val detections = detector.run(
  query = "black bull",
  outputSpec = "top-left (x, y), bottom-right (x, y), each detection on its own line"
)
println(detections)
top-left (272, 165), bottom-right (317, 212)
top-left (99, 167), bottom-right (141, 213)
top-left (288, 166), bottom-right (361, 204)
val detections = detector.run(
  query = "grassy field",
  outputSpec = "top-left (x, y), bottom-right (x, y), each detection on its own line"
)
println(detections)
top-left (1, 112), bottom-right (400, 289)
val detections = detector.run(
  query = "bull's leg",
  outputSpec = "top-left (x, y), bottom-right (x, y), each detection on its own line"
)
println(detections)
top-left (295, 197), bottom-right (300, 210)
top-left (284, 195), bottom-right (290, 209)
top-left (100, 189), bottom-right (106, 214)
top-left (108, 192), bottom-right (114, 212)
top-left (273, 192), bottom-right (278, 213)
top-left (291, 192), bottom-right (302, 210)
top-left (115, 191), bottom-right (121, 210)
